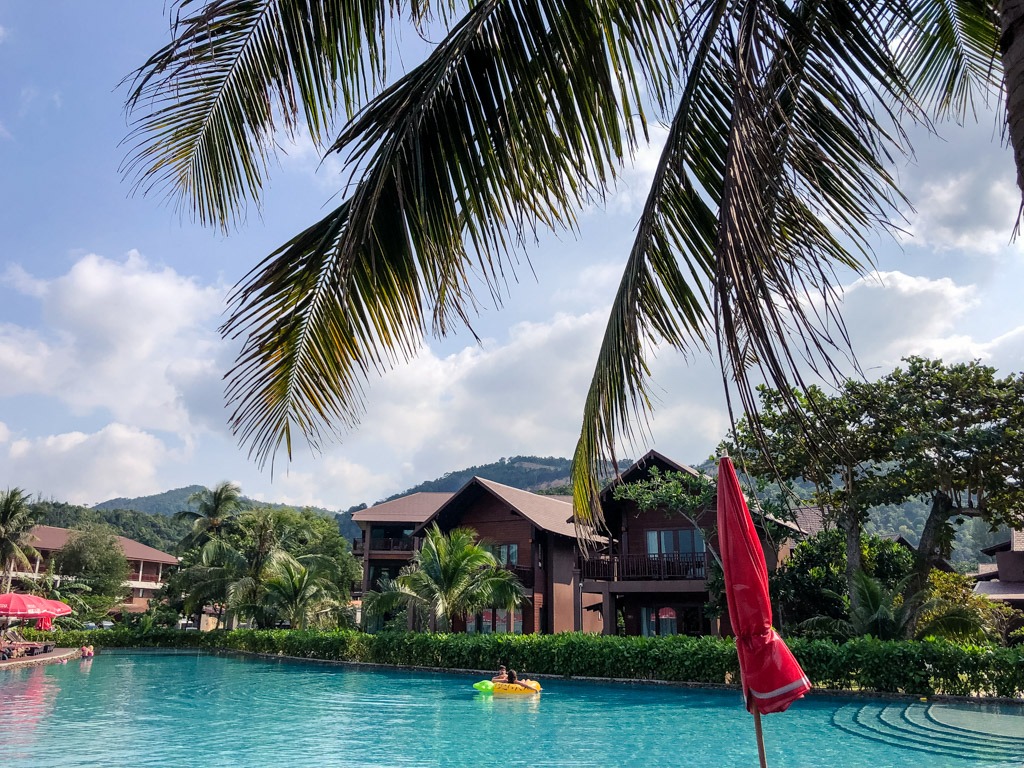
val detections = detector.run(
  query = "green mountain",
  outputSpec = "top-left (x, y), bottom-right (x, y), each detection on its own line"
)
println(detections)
top-left (93, 487), bottom-right (360, 542)
top-left (379, 455), bottom-right (632, 502)
top-left (94, 486), bottom-right (207, 516)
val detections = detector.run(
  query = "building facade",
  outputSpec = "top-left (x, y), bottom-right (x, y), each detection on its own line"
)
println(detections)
top-left (15, 525), bottom-right (178, 613)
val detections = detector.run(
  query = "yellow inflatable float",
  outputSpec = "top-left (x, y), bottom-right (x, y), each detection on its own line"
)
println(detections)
top-left (474, 679), bottom-right (542, 694)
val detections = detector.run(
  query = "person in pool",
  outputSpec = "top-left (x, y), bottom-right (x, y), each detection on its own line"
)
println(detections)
top-left (506, 669), bottom-right (539, 692)
top-left (491, 665), bottom-right (508, 682)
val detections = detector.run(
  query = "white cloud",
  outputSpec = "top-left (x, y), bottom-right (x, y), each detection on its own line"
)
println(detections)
top-left (3, 263), bottom-right (48, 297)
top-left (4, 423), bottom-right (170, 505)
top-left (0, 121), bottom-right (10, 140)
top-left (0, 251), bottom-right (227, 435)
top-left (0, 25), bottom-right (7, 43)
top-left (902, 172), bottom-right (1020, 254)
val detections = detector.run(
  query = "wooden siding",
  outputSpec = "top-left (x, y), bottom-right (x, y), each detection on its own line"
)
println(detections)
top-left (444, 493), bottom-right (538, 633)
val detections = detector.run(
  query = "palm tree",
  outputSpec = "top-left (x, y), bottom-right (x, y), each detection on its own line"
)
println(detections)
top-left (363, 525), bottom-right (526, 632)
top-left (0, 488), bottom-right (37, 593)
top-left (124, 2), bottom-right (1010, 532)
top-left (175, 481), bottom-right (245, 548)
top-left (263, 557), bottom-right (342, 630)
top-left (800, 570), bottom-right (984, 642)
top-left (185, 507), bottom-right (319, 628)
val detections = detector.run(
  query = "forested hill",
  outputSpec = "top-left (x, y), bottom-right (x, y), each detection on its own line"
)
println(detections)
top-left (94, 486), bottom-right (207, 516)
top-left (92, 487), bottom-right (361, 543)
top-left (379, 455), bottom-right (633, 502)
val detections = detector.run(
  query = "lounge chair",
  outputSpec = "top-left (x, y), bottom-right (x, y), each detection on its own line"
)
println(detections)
top-left (2, 629), bottom-right (53, 656)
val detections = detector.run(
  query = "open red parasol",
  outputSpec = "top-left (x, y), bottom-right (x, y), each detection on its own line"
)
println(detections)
top-left (0, 592), bottom-right (55, 618)
top-left (717, 456), bottom-right (810, 765)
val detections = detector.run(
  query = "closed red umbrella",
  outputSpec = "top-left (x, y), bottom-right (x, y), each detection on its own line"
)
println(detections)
top-left (717, 456), bottom-right (810, 766)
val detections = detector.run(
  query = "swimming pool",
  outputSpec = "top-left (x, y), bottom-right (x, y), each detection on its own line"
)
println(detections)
top-left (1, 651), bottom-right (1021, 767)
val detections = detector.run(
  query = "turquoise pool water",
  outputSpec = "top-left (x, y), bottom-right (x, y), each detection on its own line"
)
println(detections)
top-left (1, 651), bottom-right (1021, 767)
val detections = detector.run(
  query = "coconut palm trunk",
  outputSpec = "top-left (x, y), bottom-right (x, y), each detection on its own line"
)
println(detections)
top-left (1001, 0), bottom-right (1024, 204)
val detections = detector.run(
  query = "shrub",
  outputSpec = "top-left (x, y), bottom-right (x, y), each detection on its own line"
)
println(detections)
top-left (22, 628), bottom-right (1023, 698)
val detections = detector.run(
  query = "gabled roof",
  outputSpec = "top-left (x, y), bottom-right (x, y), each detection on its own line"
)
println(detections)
top-left (421, 477), bottom-right (583, 540)
top-left (351, 492), bottom-right (454, 525)
top-left (974, 580), bottom-right (1024, 602)
top-left (791, 506), bottom-right (825, 537)
top-left (981, 539), bottom-right (1011, 557)
top-left (29, 525), bottom-right (177, 565)
top-left (599, 450), bottom-right (702, 501)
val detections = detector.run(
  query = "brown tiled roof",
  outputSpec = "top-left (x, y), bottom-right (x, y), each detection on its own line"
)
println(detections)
top-left (29, 525), bottom-right (177, 565)
top-left (352, 493), bottom-right (454, 525)
top-left (790, 506), bottom-right (825, 536)
top-left (974, 580), bottom-right (1024, 602)
top-left (474, 478), bottom-right (579, 538)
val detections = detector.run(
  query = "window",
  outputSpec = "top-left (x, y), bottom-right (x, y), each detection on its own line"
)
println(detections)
top-left (466, 608), bottom-right (523, 635)
top-left (646, 529), bottom-right (705, 556)
top-left (641, 606), bottom-right (678, 637)
top-left (487, 543), bottom-right (518, 566)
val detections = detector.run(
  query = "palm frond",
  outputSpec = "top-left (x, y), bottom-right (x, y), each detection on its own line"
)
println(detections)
top-left (221, 0), bottom-right (679, 467)
top-left (572, 0), bottom-right (916, 531)
top-left (896, 0), bottom-right (1002, 117)
top-left (122, 0), bottom-right (396, 228)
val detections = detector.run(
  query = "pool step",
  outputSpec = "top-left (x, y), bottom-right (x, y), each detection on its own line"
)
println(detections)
top-left (831, 703), bottom-right (1024, 763)
top-left (901, 704), bottom-right (1024, 749)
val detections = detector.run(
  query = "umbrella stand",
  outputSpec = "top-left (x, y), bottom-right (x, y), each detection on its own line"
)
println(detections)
top-left (752, 707), bottom-right (767, 768)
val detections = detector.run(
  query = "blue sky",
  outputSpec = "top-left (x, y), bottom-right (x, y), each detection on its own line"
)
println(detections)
top-left (1, 2), bottom-right (1022, 511)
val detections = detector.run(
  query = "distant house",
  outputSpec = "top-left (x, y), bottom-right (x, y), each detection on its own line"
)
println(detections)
top-left (581, 450), bottom-right (802, 637)
top-left (352, 451), bottom-right (811, 638)
top-left (16, 525), bottom-right (178, 613)
top-left (974, 528), bottom-right (1024, 612)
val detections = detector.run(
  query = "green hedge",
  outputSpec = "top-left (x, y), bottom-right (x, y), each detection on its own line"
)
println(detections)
top-left (24, 628), bottom-right (1024, 698)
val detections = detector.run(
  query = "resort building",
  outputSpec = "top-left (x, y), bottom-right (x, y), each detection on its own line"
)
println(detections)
top-left (579, 450), bottom-right (805, 637)
top-left (352, 492), bottom-right (454, 597)
top-left (13, 525), bottom-right (178, 613)
top-left (974, 527), bottom-right (1024, 616)
top-left (353, 451), bottom-right (807, 638)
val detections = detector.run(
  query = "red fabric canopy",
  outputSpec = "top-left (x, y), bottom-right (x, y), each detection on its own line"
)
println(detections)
top-left (717, 457), bottom-right (810, 715)
top-left (0, 593), bottom-right (72, 619)
top-left (0, 592), bottom-right (53, 618)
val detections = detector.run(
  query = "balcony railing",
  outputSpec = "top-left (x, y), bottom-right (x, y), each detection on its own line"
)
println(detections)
top-left (503, 564), bottom-right (534, 589)
top-left (581, 552), bottom-right (706, 581)
top-left (362, 537), bottom-right (416, 553)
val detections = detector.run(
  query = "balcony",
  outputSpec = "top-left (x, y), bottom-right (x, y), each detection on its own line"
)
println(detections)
top-left (359, 537), bottom-right (416, 554)
top-left (581, 552), bottom-right (706, 581)
top-left (503, 564), bottom-right (534, 589)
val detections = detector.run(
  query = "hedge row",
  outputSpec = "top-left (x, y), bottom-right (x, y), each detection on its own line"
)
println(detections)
top-left (27, 628), bottom-right (1024, 698)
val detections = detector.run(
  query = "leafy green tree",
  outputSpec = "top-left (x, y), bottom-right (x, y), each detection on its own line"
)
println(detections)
top-left (124, 1), bottom-right (1009, 534)
top-left (859, 358), bottom-right (1024, 609)
top-left (922, 570), bottom-right (1021, 645)
top-left (0, 487), bottom-right (36, 593)
top-left (174, 481), bottom-right (245, 548)
top-left (364, 524), bottom-right (526, 632)
top-left (771, 529), bottom-right (915, 630)
top-left (53, 525), bottom-right (131, 616)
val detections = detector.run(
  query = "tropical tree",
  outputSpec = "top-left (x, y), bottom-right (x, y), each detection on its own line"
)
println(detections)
top-left (124, 2), bottom-right (1008, 533)
top-left (175, 481), bottom-right (245, 548)
top-left (801, 570), bottom-right (986, 642)
top-left (363, 525), bottom-right (526, 632)
top-left (0, 487), bottom-right (37, 593)
top-left (263, 558), bottom-right (345, 629)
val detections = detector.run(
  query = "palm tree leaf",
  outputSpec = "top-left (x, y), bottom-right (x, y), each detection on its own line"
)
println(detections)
top-left (122, 0), bottom-right (397, 228)
top-left (222, 0), bottom-right (680, 467)
top-left (572, 0), bottom-right (917, 533)
top-left (896, 0), bottom-right (1002, 117)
